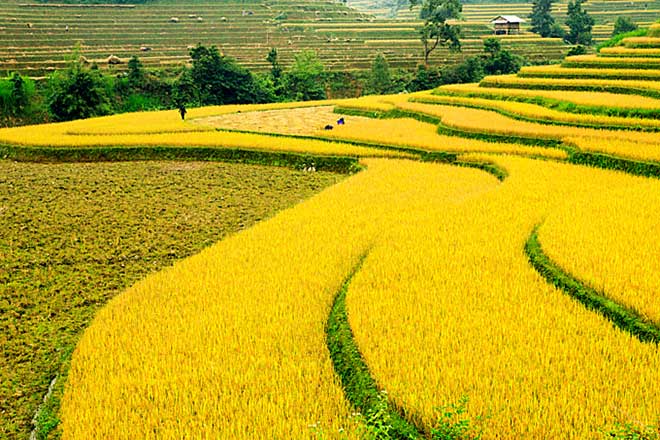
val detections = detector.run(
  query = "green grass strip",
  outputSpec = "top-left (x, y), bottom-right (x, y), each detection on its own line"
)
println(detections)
top-left (525, 226), bottom-right (660, 344)
top-left (326, 253), bottom-right (423, 439)
top-left (456, 159), bottom-right (508, 181)
top-left (0, 144), bottom-right (361, 173)
top-left (567, 149), bottom-right (660, 179)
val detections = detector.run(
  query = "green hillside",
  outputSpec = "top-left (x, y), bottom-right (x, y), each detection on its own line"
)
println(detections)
top-left (0, 0), bottom-right (568, 78)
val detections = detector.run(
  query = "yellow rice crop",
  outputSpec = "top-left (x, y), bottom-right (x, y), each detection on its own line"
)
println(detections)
top-left (397, 101), bottom-right (660, 149)
top-left (0, 110), bottom-right (407, 158)
top-left (599, 47), bottom-right (660, 56)
top-left (538, 175), bottom-right (660, 324)
top-left (187, 99), bottom-right (345, 119)
top-left (623, 36), bottom-right (660, 47)
top-left (480, 74), bottom-right (660, 92)
top-left (564, 54), bottom-right (660, 65)
top-left (317, 115), bottom-right (567, 158)
top-left (60, 159), bottom-right (499, 439)
top-left (193, 106), bottom-right (350, 136)
top-left (438, 82), bottom-right (660, 109)
top-left (340, 92), bottom-right (421, 112)
top-left (519, 64), bottom-right (660, 79)
top-left (16, 83), bottom-right (660, 439)
top-left (346, 154), bottom-right (660, 439)
top-left (190, 97), bottom-right (565, 158)
top-left (53, 101), bottom-right (343, 136)
top-left (415, 94), bottom-right (660, 128)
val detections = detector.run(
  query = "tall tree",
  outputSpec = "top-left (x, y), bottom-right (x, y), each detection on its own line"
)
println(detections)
top-left (172, 67), bottom-right (198, 107)
top-left (368, 53), bottom-right (392, 94)
top-left (9, 73), bottom-right (29, 116)
top-left (284, 50), bottom-right (326, 101)
top-left (267, 48), bottom-right (282, 83)
top-left (529, 0), bottom-right (556, 37)
top-left (127, 55), bottom-right (145, 89)
top-left (409, 0), bottom-right (462, 65)
top-left (565, 0), bottom-right (594, 45)
top-left (612, 16), bottom-right (637, 37)
top-left (482, 38), bottom-right (522, 75)
top-left (266, 47), bottom-right (283, 97)
top-left (47, 62), bottom-right (110, 121)
top-left (189, 44), bottom-right (260, 105)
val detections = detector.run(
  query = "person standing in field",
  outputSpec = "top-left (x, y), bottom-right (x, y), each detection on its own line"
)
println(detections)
top-left (178, 104), bottom-right (187, 120)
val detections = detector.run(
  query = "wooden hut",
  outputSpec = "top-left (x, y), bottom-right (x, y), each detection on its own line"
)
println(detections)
top-left (490, 15), bottom-right (525, 35)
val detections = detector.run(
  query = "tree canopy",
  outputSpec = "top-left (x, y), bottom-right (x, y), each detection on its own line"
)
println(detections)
top-left (189, 44), bottom-right (262, 105)
top-left (47, 63), bottom-right (110, 121)
top-left (565, 0), bottom-right (595, 45)
top-left (529, 0), bottom-right (556, 37)
top-left (409, 0), bottom-right (462, 65)
top-left (612, 17), bottom-right (638, 37)
top-left (368, 53), bottom-right (393, 95)
top-left (284, 50), bottom-right (326, 101)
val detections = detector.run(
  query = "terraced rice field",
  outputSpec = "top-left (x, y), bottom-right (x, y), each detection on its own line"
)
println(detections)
top-left (4, 26), bottom-right (660, 440)
top-left (0, 161), bottom-right (346, 439)
top-left (389, 0), bottom-right (660, 40)
top-left (4, 0), bottom-right (660, 77)
top-left (0, 0), bottom-right (570, 78)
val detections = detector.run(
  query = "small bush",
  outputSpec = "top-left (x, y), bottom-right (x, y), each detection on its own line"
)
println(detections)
top-left (606, 421), bottom-right (660, 440)
top-left (567, 45), bottom-right (587, 56)
top-left (597, 28), bottom-right (647, 51)
top-left (431, 396), bottom-right (484, 440)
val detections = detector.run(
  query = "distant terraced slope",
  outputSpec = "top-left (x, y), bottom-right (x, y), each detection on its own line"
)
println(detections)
top-left (0, 0), bottom-right (567, 78)
top-left (352, 0), bottom-right (660, 41)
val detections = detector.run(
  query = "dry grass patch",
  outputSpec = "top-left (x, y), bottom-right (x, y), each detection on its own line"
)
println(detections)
top-left (194, 106), bottom-right (363, 136)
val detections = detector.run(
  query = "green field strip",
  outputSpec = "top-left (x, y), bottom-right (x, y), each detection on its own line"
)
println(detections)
top-left (526, 226), bottom-right (660, 344)
top-left (454, 158), bottom-right (509, 181)
top-left (326, 252), bottom-right (424, 439)
top-left (431, 88), bottom-right (660, 119)
top-left (410, 96), bottom-right (660, 131)
top-left (434, 120), bottom-right (563, 147)
top-left (0, 143), bottom-right (361, 173)
top-left (567, 148), bottom-right (660, 179)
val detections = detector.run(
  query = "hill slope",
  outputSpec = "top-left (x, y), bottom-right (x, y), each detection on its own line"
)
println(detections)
top-left (0, 0), bottom-right (568, 77)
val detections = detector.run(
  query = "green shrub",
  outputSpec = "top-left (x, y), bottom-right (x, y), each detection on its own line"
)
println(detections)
top-left (613, 17), bottom-right (638, 37)
top-left (431, 396), bottom-right (484, 440)
top-left (605, 421), bottom-right (660, 440)
top-left (597, 28), bottom-right (647, 51)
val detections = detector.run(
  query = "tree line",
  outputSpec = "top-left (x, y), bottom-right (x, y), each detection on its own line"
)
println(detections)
top-left (0, 40), bottom-right (524, 126)
top-left (529, 0), bottom-right (639, 47)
